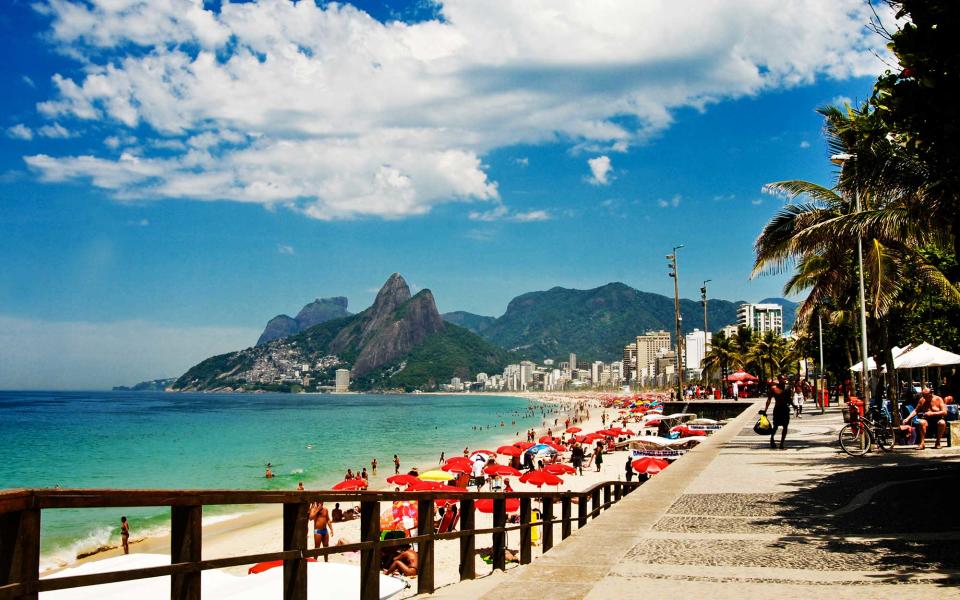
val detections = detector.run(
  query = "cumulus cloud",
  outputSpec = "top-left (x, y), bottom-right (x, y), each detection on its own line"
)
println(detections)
top-left (586, 155), bottom-right (612, 186)
top-left (37, 123), bottom-right (74, 138)
top-left (468, 203), bottom-right (550, 222)
top-left (277, 244), bottom-right (295, 255)
top-left (799, 140), bottom-right (811, 148)
top-left (657, 194), bottom-right (682, 208)
top-left (23, 0), bottom-right (888, 220)
top-left (7, 124), bottom-right (34, 140)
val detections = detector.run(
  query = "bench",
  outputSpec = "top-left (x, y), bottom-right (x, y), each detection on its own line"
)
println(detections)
top-left (900, 403), bottom-right (958, 447)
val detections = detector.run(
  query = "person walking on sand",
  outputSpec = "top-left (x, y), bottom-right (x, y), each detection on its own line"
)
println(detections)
top-left (309, 501), bottom-right (333, 561)
top-left (120, 516), bottom-right (130, 554)
top-left (624, 456), bottom-right (634, 482)
top-left (371, 457), bottom-right (378, 476)
top-left (594, 442), bottom-right (604, 472)
top-left (393, 454), bottom-right (400, 475)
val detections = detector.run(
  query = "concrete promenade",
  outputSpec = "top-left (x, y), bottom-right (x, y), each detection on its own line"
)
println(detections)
top-left (432, 401), bottom-right (960, 599)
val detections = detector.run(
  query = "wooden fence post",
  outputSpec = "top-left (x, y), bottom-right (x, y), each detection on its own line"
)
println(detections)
top-left (561, 497), bottom-right (572, 539)
top-left (519, 498), bottom-right (531, 565)
top-left (170, 505), bottom-right (201, 600)
top-left (0, 508), bottom-right (40, 600)
top-left (492, 498), bottom-right (506, 571)
top-left (577, 494), bottom-right (588, 528)
top-left (603, 484), bottom-right (611, 511)
top-left (416, 499), bottom-right (435, 595)
top-left (359, 500), bottom-right (380, 600)
top-left (282, 503), bottom-right (308, 600)
top-left (459, 499), bottom-right (476, 581)
top-left (591, 488), bottom-right (601, 519)
top-left (541, 498), bottom-right (554, 554)
top-left (614, 482), bottom-right (622, 502)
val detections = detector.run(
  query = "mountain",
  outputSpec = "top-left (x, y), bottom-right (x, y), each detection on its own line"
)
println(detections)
top-left (478, 282), bottom-right (743, 362)
top-left (256, 296), bottom-right (350, 345)
top-left (441, 311), bottom-right (496, 334)
top-left (759, 297), bottom-right (800, 332)
top-left (113, 377), bottom-right (176, 391)
top-left (174, 274), bottom-right (510, 392)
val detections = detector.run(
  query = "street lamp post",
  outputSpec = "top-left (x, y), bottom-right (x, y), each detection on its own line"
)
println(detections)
top-left (667, 246), bottom-right (684, 400)
top-left (701, 279), bottom-right (711, 389)
top-left (831, 152), bottom-right (870, 403)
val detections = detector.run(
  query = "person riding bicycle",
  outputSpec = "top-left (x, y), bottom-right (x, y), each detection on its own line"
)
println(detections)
top-left (902, 388), bottom-right (948, 449)
top-left (762, 374), bottom-right (792, 450)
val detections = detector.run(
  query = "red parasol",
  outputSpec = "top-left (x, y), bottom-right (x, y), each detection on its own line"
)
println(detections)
top-left (725, 371), bottom-right (757, 382)
top-left (249, 558), bottom-right (316, 574)
top-left (496, 445), bottom-right (522, 457)
top-left (332, 479), bottom-right (367, 491)
top-left (543, 463), bottom-right (575, 475)
top-left (519, 469), bottom-right (564, 487)
top-left (545, 442), bottom-right (568, 453)
top-left (483, 465), bottom-right (522, 477)
top-left (631, 457), bottom-right (669, 475)
top-left (387, 474), bottom-right (421, 486)
top-left (538, 435), bottom-right (556, 444)
top-left (565, 427), bottom-right (582, 433)
top-left (475, 498), bottom-right (520, 513)
top-left (512, 441), bottom-right (536, 450)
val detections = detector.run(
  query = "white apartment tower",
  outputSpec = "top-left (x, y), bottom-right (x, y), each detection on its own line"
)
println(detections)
top-left (738, 303), bottom-right (784, 335)
top-left (334, 368), bottom-right (350, 392)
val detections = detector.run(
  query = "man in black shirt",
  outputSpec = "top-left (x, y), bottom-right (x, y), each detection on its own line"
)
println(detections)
top-left (763, 374), bottom-right (792, 449)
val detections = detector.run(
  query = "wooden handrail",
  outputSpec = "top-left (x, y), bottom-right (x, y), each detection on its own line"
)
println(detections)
top-left (0, 481), bottom-right (642, 600)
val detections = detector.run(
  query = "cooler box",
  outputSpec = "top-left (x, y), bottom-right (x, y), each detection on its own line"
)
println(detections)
top-left (714, 389), bottom-right (721, 400)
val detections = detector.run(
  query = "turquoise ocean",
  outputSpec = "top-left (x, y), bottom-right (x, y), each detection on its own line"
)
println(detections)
top-left (0, 391), bottom-right (549, 569)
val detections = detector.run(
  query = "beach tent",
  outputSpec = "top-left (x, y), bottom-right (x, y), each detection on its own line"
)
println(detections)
top-left (849, 346), bottom-right (909, 372)
top-left (893, 342), bottom-right (960, 369)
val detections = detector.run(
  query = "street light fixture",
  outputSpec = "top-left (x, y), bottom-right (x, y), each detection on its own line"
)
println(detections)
top-left (667, 245), bottom-right (684, 400)
top-left (830, 152), bottom-right (870, 403)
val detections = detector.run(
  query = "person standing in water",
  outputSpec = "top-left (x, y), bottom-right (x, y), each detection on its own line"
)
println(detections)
top-left (393, 454), bottom-right (400, 475)
top-left (371, 457), bottom-right (378, 476)
top-left (265, 463), bottom-right (274, 478)
top-left (120, 516), bottom-right (130, 554)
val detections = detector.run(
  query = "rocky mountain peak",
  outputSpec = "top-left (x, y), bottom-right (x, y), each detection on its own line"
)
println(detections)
top-left (370, 273), bottom-right (412, 316)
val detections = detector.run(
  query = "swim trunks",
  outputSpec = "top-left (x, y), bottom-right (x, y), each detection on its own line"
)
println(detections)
top-left (315, 528), bottom-right (328, 536)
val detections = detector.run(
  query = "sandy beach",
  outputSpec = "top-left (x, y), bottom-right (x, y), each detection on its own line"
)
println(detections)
top-left (45, 391), bottom-right (665, 597)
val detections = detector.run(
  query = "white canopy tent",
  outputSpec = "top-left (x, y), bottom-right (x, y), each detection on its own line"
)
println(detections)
top-left (893, 342), bottom-right (960, 369)
top-left (849, 346), bottom-right (909, 373)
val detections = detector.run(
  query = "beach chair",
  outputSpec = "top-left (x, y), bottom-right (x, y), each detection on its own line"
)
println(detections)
top-left (437, 510), bottom-right (460, 534)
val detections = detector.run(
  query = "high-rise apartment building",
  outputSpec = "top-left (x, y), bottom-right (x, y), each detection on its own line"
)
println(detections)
top-left (334, 368), bottom-right (350, 392)
top-left (636, 330), bottom-right (671, 371)
top-left (684, 329), bottom-right (711, 370)
top-left (737, 303), bottom-right (784, 335)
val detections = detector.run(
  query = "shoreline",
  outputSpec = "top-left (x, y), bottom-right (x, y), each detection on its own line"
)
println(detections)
top-left (40, 392), bottom-right (600, 576)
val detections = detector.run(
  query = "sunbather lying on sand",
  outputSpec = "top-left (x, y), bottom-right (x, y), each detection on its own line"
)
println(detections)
top-left (385, 548), bottom-right (418, 576)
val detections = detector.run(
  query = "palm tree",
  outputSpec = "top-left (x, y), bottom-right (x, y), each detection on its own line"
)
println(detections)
top-left (754, 103), bottom-right (959, 387)
top-left (702, 331), bottom-right (740, 394)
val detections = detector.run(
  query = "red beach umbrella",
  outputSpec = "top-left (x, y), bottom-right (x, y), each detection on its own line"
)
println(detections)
top-left (543, 463), bottom-right (575, 475)
top-left (249, 558), bottom-right (316, 574)
top-left (545, 442), bottom-right (567, 453)
top-left (484, 465), bottom-right (522, 477)
top-left (565, 427), bottom-right (582, 433)
top-left (512, 441), bottom-right (536, 450)
top-left (475, 498), bottom-right (520, 513)
top-left (405, 480), bottom-right (447, 491)
top-left (332, 479), bottom-right (367, 490)
top-left (496, 445), bottom-right (522, 457)
top-left (519, 469), bottom-right (563, 487)
top-left (442, 463), bottom-right (471, 474)
top-left (387, 474), bottom-right (421, 486)
top-left (538, 435), bottom-right (555, 444)
top-left (631, 457), bottom-right (669, 475)
top-left (725, 371), bottom-right (757, 382)
top-left (469, 450), bottom-right (496, 461)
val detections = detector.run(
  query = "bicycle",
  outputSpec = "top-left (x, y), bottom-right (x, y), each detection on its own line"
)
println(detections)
top-left (838, 403), bottom-right (895, 457)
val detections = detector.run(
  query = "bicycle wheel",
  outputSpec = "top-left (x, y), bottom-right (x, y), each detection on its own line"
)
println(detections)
top-left (839, 423), bottom-right (872, 456)
top-left (873, 421), bottom-right (895, 452)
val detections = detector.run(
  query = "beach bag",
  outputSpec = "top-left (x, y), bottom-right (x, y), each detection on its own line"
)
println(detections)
top-left (753, 414), bottom-right (772, 435)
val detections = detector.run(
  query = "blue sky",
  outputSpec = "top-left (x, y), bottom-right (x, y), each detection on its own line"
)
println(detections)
top-left (0, 0), bottom-right (889, 388)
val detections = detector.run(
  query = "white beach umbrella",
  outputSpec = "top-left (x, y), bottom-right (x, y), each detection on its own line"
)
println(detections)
top-left (894, 342), bottom-right (960, 369)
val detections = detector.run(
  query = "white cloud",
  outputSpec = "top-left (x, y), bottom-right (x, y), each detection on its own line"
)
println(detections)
top-left (799, 140), bottom-right (811, 149)
top-left (586, 155), bottom-right (612, 186)
top-left (657, 194), bottom-right (681, 208)
top-left (25, 0), bottom-right (888, 220)
top-left (0, 315), bottom-right (259, 390)
top-left (513, 157), bottom-right (529, 167)
top-left (832, 95), bottom-right (854, 107)
top-left (752, 198), bottom-right (764, 205)
top-left (468, 203), bottom-right (550, 222)
top-left (277, 244), bottom-right (295, 255)
top-left (22, 75), bottom-right (36, 88)
top-left (37, 122), bottom-right (74, 138)
top-left (7, 124), bottom-right (34, 140)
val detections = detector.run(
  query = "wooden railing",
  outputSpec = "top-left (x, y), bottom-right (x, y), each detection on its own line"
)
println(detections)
top-left (0, 481), bottom-right (642, 600)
